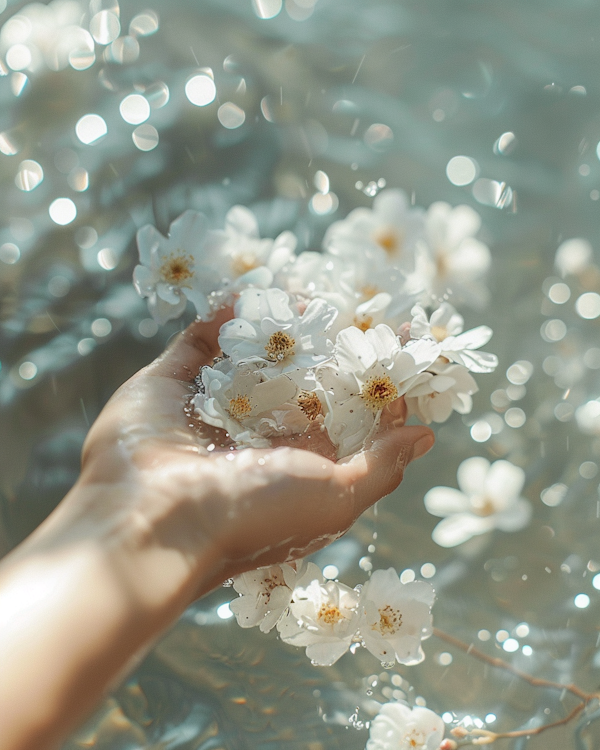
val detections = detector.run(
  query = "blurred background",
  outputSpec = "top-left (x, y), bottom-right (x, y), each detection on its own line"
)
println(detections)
top-left (1, 0), bottom-right (600, 747)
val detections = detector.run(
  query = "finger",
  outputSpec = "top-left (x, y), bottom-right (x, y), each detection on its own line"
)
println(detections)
top-left (148, 306), bottom-right (233, 381)
top-left (333, 424), bottom-right (435, 519)
top-left (380, 396), bottom-right (407, 428)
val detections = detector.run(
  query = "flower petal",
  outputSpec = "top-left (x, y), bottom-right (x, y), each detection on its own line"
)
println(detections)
top-left (485, 460), bottom-right (526, 507)
top-left (457, 456), bottom-right (490, 497)
top-left (424, 486), bottom-right (471, 517)
top-left (432, 513), bottom-right (492, 547)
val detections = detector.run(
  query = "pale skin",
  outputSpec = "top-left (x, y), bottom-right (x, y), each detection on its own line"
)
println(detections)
top-left (0, 311), bottom-right (434, 750)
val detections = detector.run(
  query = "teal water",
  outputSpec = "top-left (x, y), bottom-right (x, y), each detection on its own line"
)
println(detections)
top-left (1, 0), bottom-right (600, 747)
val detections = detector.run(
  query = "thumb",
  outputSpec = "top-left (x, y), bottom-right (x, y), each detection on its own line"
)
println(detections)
top-left (148, 306), bottom-right (233, 381)
top-left (333, 425), bottom-right (435, 518)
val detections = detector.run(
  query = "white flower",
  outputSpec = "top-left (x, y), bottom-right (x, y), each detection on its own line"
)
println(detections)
top-left (280, 251), bottom-right (417, 336)
top-left (404, 362), bottom-right (478, 424)
top-left (134, 210), bottom-right (222, 324)
top-left (218, 288), bottom-right (337, 375)
top-left (410, 303), bottom-right (498, 373)
top-left (277, 579), bottom-right (360, 666)
top-left (419, 202), bottom-right (491, 308)
top-left (193, 359), bottom-right (299, 446)
top-left (229, 560), bottom-right (322, 633)
top-left (358, 568), bottom-right (434, 665)
top-left (367, 703), bottom-right (445, 750)
top-left (319, 325), bottom-right (440, 458)
top-left (324, 189), bottom-right (426, 274)
top-left (211, 205), bottom-right (297, 290)
top-left (424, 456), bottom-right (532, 547)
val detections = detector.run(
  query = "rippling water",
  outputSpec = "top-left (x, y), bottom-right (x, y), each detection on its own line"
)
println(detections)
top-left (2, 0), bottom-right (600, 747)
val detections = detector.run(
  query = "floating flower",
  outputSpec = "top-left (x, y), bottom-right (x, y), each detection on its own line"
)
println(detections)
top-left (410, 303), bottom-right (498, 373)
top-left (218, 288), bottom-right (337, 375)
top-left (358, 568), bottom-right (434, 665)
top-left (319, 325), bottom-right (439, 457)
top-left (367, 703), bottom-right (445, 750)
top-left (404, 362), bottom-right (478, 424)
top-left (424, 457), bottom-right (532, 547)
top-left (419, 202), bottom-right (491, 308)
top-left (277, 579), bottom-right (360, 666)
top-left (229, 560), bottom-right (322, 633)
top-left (324, 189), bottom-right (426, 274)
top-left (134, 210), bottom-right (222, 324)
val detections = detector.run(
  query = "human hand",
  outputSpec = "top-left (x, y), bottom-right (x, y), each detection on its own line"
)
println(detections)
top-left (78, 310), bottom-right (435, 599)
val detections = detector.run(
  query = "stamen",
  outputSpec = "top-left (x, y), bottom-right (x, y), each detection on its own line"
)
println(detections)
top-left (374, 227), bottom-right (403, 256)
top-left (298, 391), bottom-right (323, 421)
top-left (431, 325), bottom-right (449, 342)
top-left (231, 251), bottom-right (259, 277)
top-left (373, 604), bottom-right (402, 636)
top-left (159, 252), bottom-right (195, 285)
top-left (360, 375), bottom-right (398, 410)
top-left (228, 395), bottom-right (253, 419)
top-left (360, 284), bottom-right (380, 300)
top-left (318, 604), bottom-right (344, 625)
top-left (265, 331), bottom-right (296, 362)
top-left (353, 314), bottom-right (373, 332)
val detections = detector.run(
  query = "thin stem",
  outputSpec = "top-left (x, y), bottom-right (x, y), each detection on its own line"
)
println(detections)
top-left (433, 627), bottom-right (593, 702)
top-left (451, 703), bottom-right (587, 745)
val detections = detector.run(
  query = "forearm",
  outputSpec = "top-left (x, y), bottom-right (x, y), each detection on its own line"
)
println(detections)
top-left (0, 480), bottom-right (221, 750)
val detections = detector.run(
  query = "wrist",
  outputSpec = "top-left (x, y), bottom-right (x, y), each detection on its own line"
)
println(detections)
top-left (24, 474), bottom-right (225, 619)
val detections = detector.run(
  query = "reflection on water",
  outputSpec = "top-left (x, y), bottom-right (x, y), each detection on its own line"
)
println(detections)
top-left (1, 0), bottom-right (600, 747)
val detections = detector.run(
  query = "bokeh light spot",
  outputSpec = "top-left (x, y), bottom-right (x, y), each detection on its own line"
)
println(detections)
top-left (76, 114), bottom-right (107, 145)
top-left (15, 159), bottom-right (43, 191)
top-left (446, 155), bottom-right (478, 186)
top-left (89, 11), bottom-right (120, 44)
top-left (185, 74), bottom-right (216, 106)
top-left (132, 124), bottom-right (159, 151)
top-left (119, 93), bottom-right (150, 124)
top-left (218, 102), bottom-right (245, 129)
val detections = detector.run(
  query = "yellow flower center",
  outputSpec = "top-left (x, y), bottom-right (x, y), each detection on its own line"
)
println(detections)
top-left (360, 375), bottom-right (399, 411)
top-left (373, 604), bottom-right (402, 636)
top-left (318, 604), bottom-right (344, 625)
top-left (298, 391), bottom-right (323, 421)
top-left (431, 325), bottom-right (449, 342)
top-left (473, 497), bottom-right (496, 517)
top-left (407, 730), bottom-right (425, 748)
top-left (230, 251), bottom-right (259, 277)
top-left (435, 250), bottom-right (449, 279)
top-left (374, 227), bottom-right (403, 256)
top-left (159, 252), bottom-right (194, 285)
top-left (353, 314), bottom-right (373, 332)
top-left (265, 331), bottom-right (296, 362)
top-left (260, 571), bottom-right (285, 603)
top-left (360, 284), bottom-right (380, 301)
top-left (228, 395), bottom-right (253, 419)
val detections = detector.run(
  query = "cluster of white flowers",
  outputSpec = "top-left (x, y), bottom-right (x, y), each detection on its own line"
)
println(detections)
top-left (134, 190), bottom-right (498, 458)
top-left (229, 564), bottom-right (435, 668)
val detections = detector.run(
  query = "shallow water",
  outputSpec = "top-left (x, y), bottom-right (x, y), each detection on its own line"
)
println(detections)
top-left (1, 0), bottom-right (600, 747)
